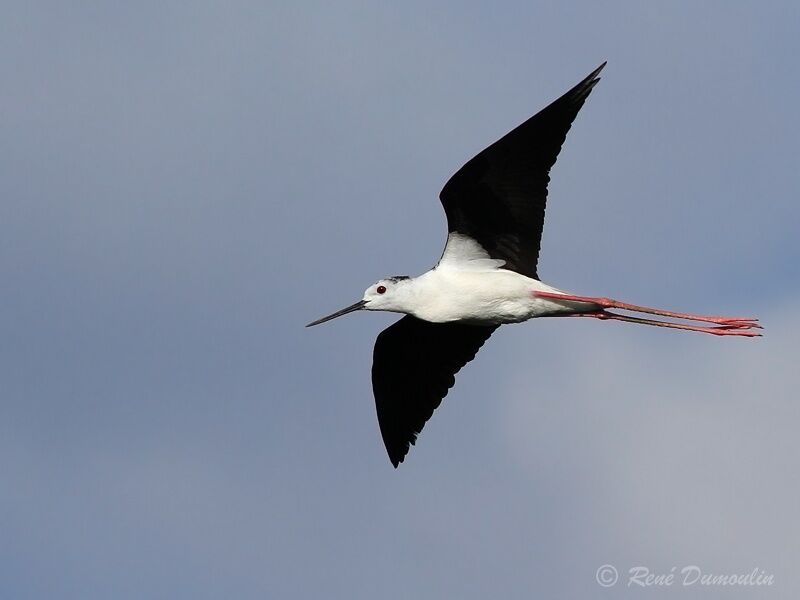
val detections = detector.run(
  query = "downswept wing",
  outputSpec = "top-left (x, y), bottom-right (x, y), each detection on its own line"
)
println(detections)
top-left (371, 316), bottom-right (497, 467)
top-left (438, 62), bottom-right (605, 278)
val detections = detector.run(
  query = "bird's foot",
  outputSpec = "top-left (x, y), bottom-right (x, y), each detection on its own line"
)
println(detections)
top-left (568, 311), bottom-right (762, 337)
top-left (534, 291), bottom-right (761, 331)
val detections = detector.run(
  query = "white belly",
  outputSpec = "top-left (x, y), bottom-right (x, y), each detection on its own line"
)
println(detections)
top-left (409, 268), bottom-right (597, 324)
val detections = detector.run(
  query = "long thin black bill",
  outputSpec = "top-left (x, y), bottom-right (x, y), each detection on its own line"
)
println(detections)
top-left (306, 300), bottom-right (367, 327)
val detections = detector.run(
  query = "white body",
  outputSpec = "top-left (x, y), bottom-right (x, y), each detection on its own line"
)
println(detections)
top-left (357, 234), bottom-right (600, 324)
top-left (398, 267), bottom-right (595, 324)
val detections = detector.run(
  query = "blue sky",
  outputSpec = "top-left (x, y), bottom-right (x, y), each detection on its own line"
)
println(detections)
top-left (1, 2), bottom-right (798, 598)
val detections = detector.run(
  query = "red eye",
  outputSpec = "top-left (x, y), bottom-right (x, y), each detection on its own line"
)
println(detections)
top-left (376, 285), bottom-right (386, 294)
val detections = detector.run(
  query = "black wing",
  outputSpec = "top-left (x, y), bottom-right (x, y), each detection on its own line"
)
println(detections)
top-left (438, 62), bottom-right (605, 279)
top-left (371, 316), bottom-right (497, 467)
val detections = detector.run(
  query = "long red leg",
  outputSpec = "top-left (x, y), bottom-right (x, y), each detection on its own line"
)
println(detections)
top-left (534, 291), bottom-right (760, 328)
top-left (567, 311), bottom-right (761, 337)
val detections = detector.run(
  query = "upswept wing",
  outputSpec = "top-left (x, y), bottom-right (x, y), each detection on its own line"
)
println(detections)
top-left (438, 63), bottom-right (605, 278)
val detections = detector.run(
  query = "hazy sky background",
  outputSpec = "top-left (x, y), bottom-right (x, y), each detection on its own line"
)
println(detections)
top-left (2, 2), bottom-right (798, 598)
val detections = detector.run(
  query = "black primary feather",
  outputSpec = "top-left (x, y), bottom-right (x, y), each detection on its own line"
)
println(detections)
top-left (372, 316), bottom-right (497, 467)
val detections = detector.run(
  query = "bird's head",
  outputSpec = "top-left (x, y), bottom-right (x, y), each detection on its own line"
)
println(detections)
top-left (306, 276), bottom-right (411, 327)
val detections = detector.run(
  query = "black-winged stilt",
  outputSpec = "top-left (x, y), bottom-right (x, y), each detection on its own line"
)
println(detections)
top-left (307, 63), bottom-right (760, 467)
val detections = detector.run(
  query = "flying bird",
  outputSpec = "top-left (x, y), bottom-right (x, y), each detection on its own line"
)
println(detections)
top-left (307, 63), bottom-right (760, 467)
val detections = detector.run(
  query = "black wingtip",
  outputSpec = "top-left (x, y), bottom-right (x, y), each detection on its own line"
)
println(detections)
top-left (589, 61), bottom-right (607, 80)
top-left (584, 61), bottom-right (607, 89)
top-left (389, 447), bottom-right (407, 468)
top-left (564, 61), bottom-right (606, 106)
